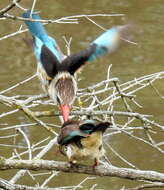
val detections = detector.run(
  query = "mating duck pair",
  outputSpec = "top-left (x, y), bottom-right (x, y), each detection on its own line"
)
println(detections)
top-left (22, 10), bottom-right (130, 122)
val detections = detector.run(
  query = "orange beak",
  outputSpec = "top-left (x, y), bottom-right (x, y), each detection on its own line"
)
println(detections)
top-left (60, 104), bottom-right (70, 122)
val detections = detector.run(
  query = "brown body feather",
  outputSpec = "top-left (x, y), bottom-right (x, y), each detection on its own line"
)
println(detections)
top-left (67, 132), bottom-right (105, 163)
top-left (58, 120), bottom-right (111, 166)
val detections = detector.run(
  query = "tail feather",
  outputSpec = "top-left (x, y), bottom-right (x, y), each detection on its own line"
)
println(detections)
top-left (94, 122), bottom-right (111, 133)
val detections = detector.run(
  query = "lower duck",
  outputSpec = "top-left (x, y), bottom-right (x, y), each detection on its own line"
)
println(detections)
top-left (57, 120), bottom-right (111, 167)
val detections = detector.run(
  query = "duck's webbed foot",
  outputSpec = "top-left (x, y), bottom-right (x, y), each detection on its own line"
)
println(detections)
top-left (92, 158), bottom-right (99, 169)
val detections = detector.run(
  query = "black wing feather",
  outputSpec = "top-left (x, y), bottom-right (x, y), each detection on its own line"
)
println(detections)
top-left (80, 123), bottom-right (95, 131)
top-left (80, 122), bottom-right (110, 134)
top-left (40, 45), bottom-right (60, 78)
top-left (61, 44), bottom-right (97, 75)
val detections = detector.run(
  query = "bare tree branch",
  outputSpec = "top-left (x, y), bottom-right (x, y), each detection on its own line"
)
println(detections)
top-left (0, 158), bottom-right (164, 183)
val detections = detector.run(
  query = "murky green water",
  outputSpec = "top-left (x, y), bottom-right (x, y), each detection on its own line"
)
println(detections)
top-left (0, 0), bottom-right (164, 189)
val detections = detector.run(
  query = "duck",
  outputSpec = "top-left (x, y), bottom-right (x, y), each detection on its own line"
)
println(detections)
top-left (57, 120), bottom-right (111, 167)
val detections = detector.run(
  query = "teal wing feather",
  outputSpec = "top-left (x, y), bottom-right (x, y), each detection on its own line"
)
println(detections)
top-left (61, 130), bottom-right (88, 145)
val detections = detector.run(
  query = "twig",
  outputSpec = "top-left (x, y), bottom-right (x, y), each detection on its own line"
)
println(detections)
top-left (9, 137), bottom-right (57, 183)
top-left (18, 128), bottom-right (32, 160)
top-left (0, 74), bottom-right (37, 95)
top-left (62, 36), bottom-right (72, 56)
top-left (13, 0), bottom-right (27, 11)
top-left (0, 134), bottom-right (18, 139)
top-left (0, 0), bottom-right (22, 16)
top-left (40, 171), bottom-right (59, 187)
top-left (0, 177), bottom-right (74, 190)
top-left (113, 80), bottom-right (133, 112)
top-left (105, 143), bottom-right (137, 169)
top-left (85, 16), bottom-right (106, 31)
